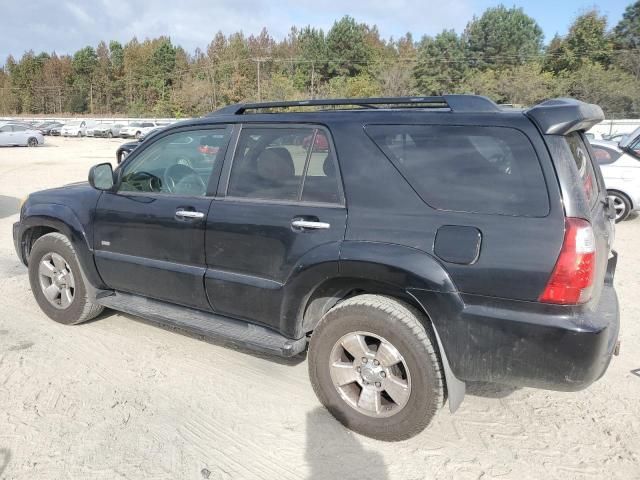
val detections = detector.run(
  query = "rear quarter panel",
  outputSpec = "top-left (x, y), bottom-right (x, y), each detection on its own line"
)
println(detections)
top-left (335, 115), bottom-right (565, 301)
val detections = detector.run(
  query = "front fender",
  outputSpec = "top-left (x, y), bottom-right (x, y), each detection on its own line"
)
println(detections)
top-left (18, 203), bottom-right (106, 290)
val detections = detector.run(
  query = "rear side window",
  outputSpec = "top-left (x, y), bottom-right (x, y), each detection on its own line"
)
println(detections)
top-left (366, 125), bottom-right (549, 216)
top-left (227, 127), bottom-right (341, 204)
top-left (591, 144), bottom-right (622, 165)
top-left (566, 133), bottom-right (599, 209)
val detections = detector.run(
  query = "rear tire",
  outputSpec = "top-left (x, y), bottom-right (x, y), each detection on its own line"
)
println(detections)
top-left (608, 190), bottom-right (631, 223)
top-left (28, 233), bottom-right (103, 325)
top-left (107, 131), bottom-right (113, 138)
top-left (308, 294), bottom-right (444, 441)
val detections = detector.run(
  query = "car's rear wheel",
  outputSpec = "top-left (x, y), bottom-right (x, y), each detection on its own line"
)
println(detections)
top-left (607, 190), bottom-right (631, 222)
top-left (28, 233), bottom-right (103, 325)
top-left (135, 131), bottom-right (141, 139)
top-left (27, 137), bottom-right (38, 147)
top-left (107, 131), bottom-right (113, 138)
top-left (308, 294), bottom-right (444, 441)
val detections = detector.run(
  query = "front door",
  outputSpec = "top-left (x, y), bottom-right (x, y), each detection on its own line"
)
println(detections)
top-left (205, 125), bottom-right (347, 335)
top-left (93, 126), bottom-right (231, 310)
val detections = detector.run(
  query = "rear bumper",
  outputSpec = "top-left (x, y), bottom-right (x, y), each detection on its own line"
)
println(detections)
top-left (411, 254), bottom-right (620, 391)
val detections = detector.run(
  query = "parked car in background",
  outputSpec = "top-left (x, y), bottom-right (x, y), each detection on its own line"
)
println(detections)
top-left (13, 95), bottom-right (620, 441)
top-left (116, 140), bottom-right (140, 163)
top-left (590, 139), bottom-right (640, 222)
top-left (92, 123), bottom-right (116, 138)
top-left (119, 121), bottom-right (160, 139)
top-left (39, 122), bottom-right (65, 135)
top-left (138, 125), bottom-right (166, 140)
top-left (603, 133), bottom-right (629, 143)
top-left (0, 123), bottom-right (44, 146)
top-left (61, 120), bottom-right (87, 137)
top-left (85, 123), bottom-right (99, 137)
top-left (49, 124), bottom-right (64, 136)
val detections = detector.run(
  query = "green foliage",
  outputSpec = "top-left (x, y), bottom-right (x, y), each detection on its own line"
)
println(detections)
top-left (613, 1), bottom-right (640, 48)
top-left (326, 16), bottom-right (373, 77)
top-left (414, 30), bottom-right (467, 95)
top-left (1, 6), bottom-right (639, 118)
top-left (464, 6), bottom-right (543, 69)
top-left (544, 11), bottom-right (612, 73)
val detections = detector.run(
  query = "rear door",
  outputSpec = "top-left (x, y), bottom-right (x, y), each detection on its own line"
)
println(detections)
top-left (204, 125), bottom-right (347, 333)
top-left (93, 126), bottom-right (231, 310)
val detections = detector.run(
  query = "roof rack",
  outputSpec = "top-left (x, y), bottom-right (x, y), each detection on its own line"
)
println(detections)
top-left (208, 95), bottom-right (502, 116)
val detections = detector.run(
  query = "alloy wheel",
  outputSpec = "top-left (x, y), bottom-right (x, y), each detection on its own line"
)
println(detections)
top-left (329, 331), bottom-right (411, 418)
top-left (608, 194), bottom-right (627, 221)
top-left (38, 252), bottom-right (75, 309)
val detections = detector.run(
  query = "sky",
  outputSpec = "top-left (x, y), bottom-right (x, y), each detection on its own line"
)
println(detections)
top-left (0, 0), bottom-right (633, 63)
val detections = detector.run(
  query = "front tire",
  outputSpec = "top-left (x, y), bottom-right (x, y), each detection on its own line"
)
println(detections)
top-left (308, 294), bottom-right (444, 441)
top-left (27, 137), bottom-right (38, 147)
top-left (135, 131), bottom-right (141, 139)
top-left (28, 233), bottom-right (103, 325)
top-left (608, 190), bottom-right (632, 223)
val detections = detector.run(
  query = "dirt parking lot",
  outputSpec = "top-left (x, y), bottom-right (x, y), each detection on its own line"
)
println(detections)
top-left (0, 136), bottom-right (638, 480)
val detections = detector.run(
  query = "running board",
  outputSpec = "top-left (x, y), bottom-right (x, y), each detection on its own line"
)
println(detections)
top-left (97, 292), bottom-right (307, 357)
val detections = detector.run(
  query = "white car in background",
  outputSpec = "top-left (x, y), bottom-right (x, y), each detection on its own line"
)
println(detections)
top-left (119, 121), bottom-right (161, 139)
top-left (590, 139), bottom-right (640, 222)
top-left (61, 120), bottom-right (87, 137)
top-left (0, 123), bottom-right (44, 147)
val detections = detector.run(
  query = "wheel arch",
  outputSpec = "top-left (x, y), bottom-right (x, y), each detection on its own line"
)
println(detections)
top-left (18, 206), bottom-right (106, 290)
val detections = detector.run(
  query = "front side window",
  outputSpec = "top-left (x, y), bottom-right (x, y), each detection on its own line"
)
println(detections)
top-left (227, 127), bottom-right (341, 203)
top-left (119, 128), bottom-right (229, 196)
top-left (366, 124), bottom-right (549, 216)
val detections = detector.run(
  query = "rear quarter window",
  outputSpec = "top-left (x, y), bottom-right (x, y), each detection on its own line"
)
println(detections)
top-left (365, 125), bottom-right (549, 216)
top-left (566, 133), bottom-right (599, 209)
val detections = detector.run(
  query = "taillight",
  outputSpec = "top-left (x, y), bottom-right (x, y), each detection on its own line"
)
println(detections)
top-left (539, 218), bottom-right (596, 305)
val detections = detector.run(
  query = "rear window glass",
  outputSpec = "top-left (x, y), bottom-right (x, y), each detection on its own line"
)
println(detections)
top-left (365, 125), bottom-right (549, 216)
top-left (566, 133), bottom-right (599, 209)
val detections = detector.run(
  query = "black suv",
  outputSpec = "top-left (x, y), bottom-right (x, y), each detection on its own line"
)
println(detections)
top-left (13, 96), bottom-right (620, 441)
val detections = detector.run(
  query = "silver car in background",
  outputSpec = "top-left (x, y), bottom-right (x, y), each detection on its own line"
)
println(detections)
top-left (0, 123), bottom-right (44, 147)
top-left (590, 139), bottom-right (640, 222)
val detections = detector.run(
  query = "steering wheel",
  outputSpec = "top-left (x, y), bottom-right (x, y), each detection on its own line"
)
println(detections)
top-left (164, 163), bottom-right (207, 195)
top-left (127, 171), bottom-right (162, 191)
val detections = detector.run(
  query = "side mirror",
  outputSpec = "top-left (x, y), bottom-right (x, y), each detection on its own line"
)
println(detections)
top-left (88, 163), bottom-right (115, 191)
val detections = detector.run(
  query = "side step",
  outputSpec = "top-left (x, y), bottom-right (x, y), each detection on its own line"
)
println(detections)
top-left (97, 292), bottom-right (307, 357)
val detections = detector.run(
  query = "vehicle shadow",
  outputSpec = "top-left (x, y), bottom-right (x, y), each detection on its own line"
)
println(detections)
top-left (305, 407), bottom-right (388, 480)
top-left (0, 448), bottom-right (11, 476)
top-left (94, 309), bottom-right (306, 366)
top-left (466, 381), bottom-right (520, 399)
top-left (0, 195), bottom-right (20, 219)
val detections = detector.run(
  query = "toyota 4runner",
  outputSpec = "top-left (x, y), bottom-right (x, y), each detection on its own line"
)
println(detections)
top-left (13, 96), bottom-right (620, 440)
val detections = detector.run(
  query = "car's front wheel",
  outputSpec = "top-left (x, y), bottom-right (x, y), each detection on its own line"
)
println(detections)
top-left (27, 137), bottom-right (38, 147)
top-left (608, 190), bottom-right (632, 223)
top-left (28, 233), bottom-right (103, 325)
top-left (308, 294), bottom-right (444, 441)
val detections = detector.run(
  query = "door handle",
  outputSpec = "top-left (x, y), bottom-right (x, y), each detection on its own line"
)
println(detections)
top-left (291, 219), bottom-right (330, 230)
top-left (176, 209), bottom-right (205, 219)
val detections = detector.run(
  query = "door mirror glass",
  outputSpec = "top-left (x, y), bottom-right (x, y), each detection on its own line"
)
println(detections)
top-left (89, 163), bottom-right (115, 190)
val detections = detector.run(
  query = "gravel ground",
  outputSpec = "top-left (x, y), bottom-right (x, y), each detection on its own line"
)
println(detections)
top-left (0, 136), bottom-right (638, 480)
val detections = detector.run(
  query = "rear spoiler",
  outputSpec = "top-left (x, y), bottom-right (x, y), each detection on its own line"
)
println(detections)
top-left (525, 98), bottom-right (604, 135)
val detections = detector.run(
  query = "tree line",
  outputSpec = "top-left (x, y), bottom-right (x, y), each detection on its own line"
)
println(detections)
top-left (2, 3), bottom-right (640, 118)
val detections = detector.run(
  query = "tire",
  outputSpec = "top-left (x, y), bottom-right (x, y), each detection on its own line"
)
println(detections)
top-left (308, 294), bottom-right (444, 441)
top-left (76, 131), bottom-right (82, 138)
top-left (27, 137), bottom-right (38, 147)
top-left (28, 233), bottom-right (103, 325)
top-left (608, 190), bottom-right (632, 223)
top-left (135, 131), bottom-right (141, 139)
top-left (107, 131), bottom-right (113, 138)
